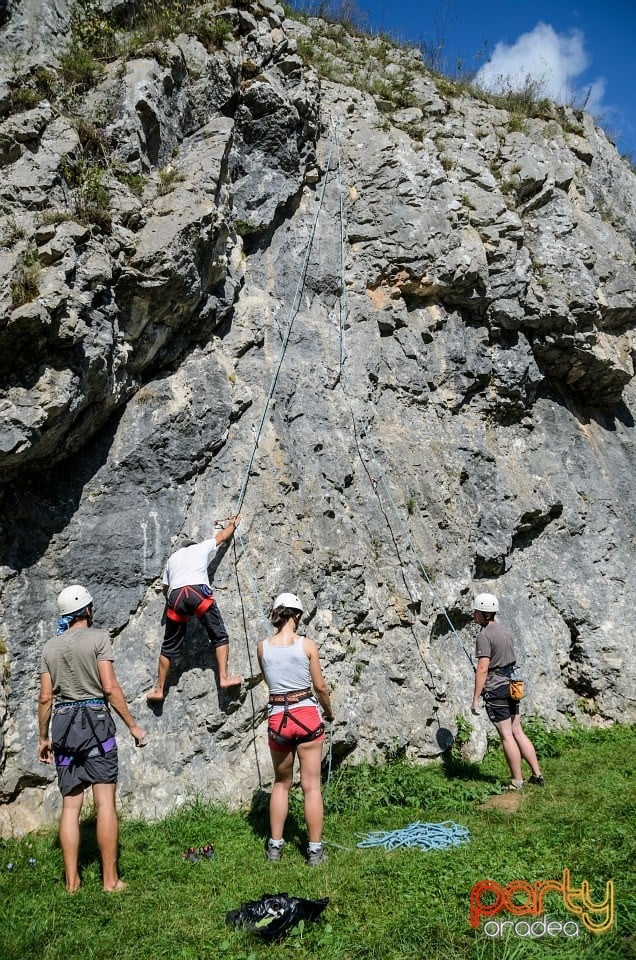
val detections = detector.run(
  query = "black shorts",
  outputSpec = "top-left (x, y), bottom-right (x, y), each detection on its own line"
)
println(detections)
top-left (484, 693), bottom-right (520, 724)
top-left (161, 585), bottom-right (229, 660)
top-left (52, 701), bottom-right (118, 796)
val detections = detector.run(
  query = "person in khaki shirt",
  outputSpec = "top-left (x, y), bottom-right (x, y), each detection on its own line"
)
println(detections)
top-left (39, 584), bottom-right (147, 892)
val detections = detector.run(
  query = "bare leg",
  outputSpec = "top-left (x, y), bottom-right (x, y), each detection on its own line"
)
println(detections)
top-left (215, 643), bottom-right (242, 688)
top-left (511, 716), bottom-right (542, 778)
top-left (92, 782), bottom-right (126, 892)
top-left (146, 654), bottom-right (171, 702)
top-left (494, 718), bottom-right (523, 782)
top-left (269, 747), bottom-right (295, 840)
top-left (59, 787), bottom-right (84, 893)
top-left (297, 739), bottom-right (324, 843)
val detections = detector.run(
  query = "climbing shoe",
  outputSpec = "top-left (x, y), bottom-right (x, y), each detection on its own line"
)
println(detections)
top-left (266, 840), bottom-right (284, 862)
top-left (528, 774), bottom-right (545, 786)
top-left (183, 843), bottom-right (215, 862)
top-left (306, 845), bottom-right (327, 867)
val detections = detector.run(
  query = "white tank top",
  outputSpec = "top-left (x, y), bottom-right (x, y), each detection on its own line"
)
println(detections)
top-left (261, 635), bottom-right (316, 715)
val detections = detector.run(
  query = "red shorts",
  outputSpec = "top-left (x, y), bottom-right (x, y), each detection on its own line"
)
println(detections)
top-left (268, 705), bottom-right (324, 751)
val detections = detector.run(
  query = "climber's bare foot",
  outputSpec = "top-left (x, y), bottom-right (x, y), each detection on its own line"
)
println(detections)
top-left (146, 688), bottom-right (165, 703)
top-left (104, 880), bottom-right (128, 893)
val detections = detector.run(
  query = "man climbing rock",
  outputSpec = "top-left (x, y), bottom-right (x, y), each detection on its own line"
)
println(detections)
top-left (146, 516), bottom-right (243, 702)
top-left (38, 584), bottom-right (147, 893)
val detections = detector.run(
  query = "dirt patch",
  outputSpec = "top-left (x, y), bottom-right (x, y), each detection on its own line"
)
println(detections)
top-left (480, 792), bottom-right (524, 813)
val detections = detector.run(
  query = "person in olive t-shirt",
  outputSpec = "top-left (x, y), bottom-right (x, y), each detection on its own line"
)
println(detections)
top-left (470, 592), bottom-right (543, 791)
top-left (38, 584), bottom-right (147, 893)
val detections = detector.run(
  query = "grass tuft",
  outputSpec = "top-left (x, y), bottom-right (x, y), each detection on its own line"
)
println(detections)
top-left (10, 244), bottom-right (41, 308)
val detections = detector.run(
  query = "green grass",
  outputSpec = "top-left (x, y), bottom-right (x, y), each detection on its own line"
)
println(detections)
top-left (1, 724), bottom-right (634, 959)
top-left (10, 244), bottom-right (41, 308)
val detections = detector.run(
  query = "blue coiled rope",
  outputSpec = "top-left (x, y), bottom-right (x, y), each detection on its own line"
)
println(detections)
top-left (356, 821), bottom-right (470, 852)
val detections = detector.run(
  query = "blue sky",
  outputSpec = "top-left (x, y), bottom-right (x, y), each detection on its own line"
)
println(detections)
top-left (349, 1), bottom-right (635, 157)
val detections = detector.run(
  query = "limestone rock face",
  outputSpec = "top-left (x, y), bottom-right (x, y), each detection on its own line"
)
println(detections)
top-left (0, 1), bottom-right (635, 832)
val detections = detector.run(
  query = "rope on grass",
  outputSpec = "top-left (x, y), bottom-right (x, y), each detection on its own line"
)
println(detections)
top-left (356, 821), bottom-right (470, 852)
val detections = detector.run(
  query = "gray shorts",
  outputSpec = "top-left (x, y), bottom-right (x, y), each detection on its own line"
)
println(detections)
top-left (52, 700), bottom-right (118, 796)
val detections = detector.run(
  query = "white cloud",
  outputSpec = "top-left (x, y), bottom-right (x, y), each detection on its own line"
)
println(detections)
top-left (474, 22), bottom-right (605, 113)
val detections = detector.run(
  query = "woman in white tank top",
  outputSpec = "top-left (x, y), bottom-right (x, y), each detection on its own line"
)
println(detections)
top-left (257, 592), bottom-right (333, 866)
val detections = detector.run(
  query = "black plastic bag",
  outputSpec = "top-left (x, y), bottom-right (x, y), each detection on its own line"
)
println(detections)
top-left (226, 892), bottom-right (329, 941)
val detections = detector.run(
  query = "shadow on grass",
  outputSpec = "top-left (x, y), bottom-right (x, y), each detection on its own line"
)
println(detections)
top-left (441, 751), bottom-right (499, 785)
top-left (53, 814), bottom-right (117, 884)
top-left (246, 788), bottom-right (308, 855)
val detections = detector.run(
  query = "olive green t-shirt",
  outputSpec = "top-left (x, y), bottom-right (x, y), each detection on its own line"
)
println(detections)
top-left (40, 626), bottom-right (114, 703)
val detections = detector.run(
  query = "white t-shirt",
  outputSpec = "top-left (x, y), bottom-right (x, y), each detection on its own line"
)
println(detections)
top-left (162, 539), bottom-right (217, 591)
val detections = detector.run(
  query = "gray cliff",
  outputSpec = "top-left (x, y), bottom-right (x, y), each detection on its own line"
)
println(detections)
top-left (0, 1), bottom-right (634, 834)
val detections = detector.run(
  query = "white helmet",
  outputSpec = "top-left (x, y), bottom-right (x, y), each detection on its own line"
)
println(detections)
top-left (57, 585), bottom-right (93, 617)
top-left (272, 592), bottom-right (304, 613)
top-left (473, 592), bottom-right (499, 613)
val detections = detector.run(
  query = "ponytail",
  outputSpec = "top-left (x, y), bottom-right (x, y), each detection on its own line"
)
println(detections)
top-left (271, 606), bottom-right (301, 630)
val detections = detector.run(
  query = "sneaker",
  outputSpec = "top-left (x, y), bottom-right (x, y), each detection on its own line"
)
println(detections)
top-left (307, 845), bottom-right (327, 867)
top-left (528, 774), bottom-right (545, 786)
top-left (502, 780), bottom-right (524, 792)
top-left (266, 840), bottom-right (284, 862)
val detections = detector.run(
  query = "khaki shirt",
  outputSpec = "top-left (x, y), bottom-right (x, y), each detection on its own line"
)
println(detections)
top-left (40, 626), bottom-right (114, 703)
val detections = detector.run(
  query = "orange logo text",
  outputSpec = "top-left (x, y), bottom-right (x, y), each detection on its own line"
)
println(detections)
top-left (469, 869), bottom-right (614, 935)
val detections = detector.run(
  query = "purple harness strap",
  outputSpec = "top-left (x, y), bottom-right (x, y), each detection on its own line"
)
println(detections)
top-left (55, 736), bottom-right (117, 768)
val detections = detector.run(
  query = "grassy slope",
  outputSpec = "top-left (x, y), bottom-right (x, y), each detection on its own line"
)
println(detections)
top-left (1, 724), bottom-right (634, 960)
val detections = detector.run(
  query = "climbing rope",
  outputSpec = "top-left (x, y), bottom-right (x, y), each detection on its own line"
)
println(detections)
top-left (322, 719), bottom-right (334, 795)
top-left (232, 539), bottom-right (265, 788)
top-left (225, 114), bottom-right (477, 790)
top-left (331, 117), bottom-right (475, 672)
top-left (356, 820), bottom-right (470, 852)
top-left (227, 127), bottom-right (340, 785)
top-left (231, 115), bottom-right (472, 675)
top-left (234, 126), bottom-right (337, 517)
top-left (230, 122), bottom-right (339, 645)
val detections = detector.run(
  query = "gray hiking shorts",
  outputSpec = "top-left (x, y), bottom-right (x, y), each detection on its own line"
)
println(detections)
top-left (52, 700), bottom-right (118, 796)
